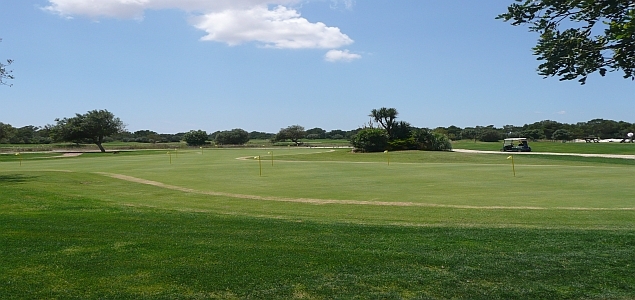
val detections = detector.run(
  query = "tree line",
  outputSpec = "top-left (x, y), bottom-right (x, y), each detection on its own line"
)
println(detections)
top-left (436, 119), bottom-right (635, 142)
top-left (2, 109), bottom-right (634, 152)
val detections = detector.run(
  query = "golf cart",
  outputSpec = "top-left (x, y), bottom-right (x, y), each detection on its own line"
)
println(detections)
top-left (501, 138), bottom-right (531, 152)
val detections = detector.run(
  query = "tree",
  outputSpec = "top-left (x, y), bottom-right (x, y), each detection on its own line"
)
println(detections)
top-left (0, 122), bottom-right (15, 142)
top-left (520, 129), bottom-right (546, 141)
top-left (461, 128), bottom-right (479, 142)
top-left (305, 127), bottom-right (326, 139)
top-left (0, 39), bottom-right (13, 86)
top-left (552, 129), bottom-right (573, 142)
top-left (249, 131), bottom-right (275, 140)
top-left (215, 129), bottom-right (250, 145)
top-left (391, 121), bottom-right (413, 140)
top-left (369, 107), bottom-right (398, 138)
top-left (498, 1), bottom-right (635, 84)
top-left (479, 128), bottom-right (502, 142)
top-left (183, 130), bottom-right (208, 146)
top-left (350, 128), bottom-right (389, 152)
top-left (326, 129), bottom-right (347, 139)
top-left (274, 125), bottom-right (306, 146)
top-left (50, 110), bottom-right (125, 152)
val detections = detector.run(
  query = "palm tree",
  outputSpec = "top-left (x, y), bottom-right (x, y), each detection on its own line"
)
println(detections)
top-left (369, 107), bottom-right (398, 137)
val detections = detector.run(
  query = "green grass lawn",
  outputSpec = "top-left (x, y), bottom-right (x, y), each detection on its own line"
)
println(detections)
top-left (1, 149), bottom-right (634, 299)
top-left (453, 139), bottom-right (635, 154)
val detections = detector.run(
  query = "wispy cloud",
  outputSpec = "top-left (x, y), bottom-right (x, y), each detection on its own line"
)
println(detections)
top-left (556, 111), bottom-right (566, 115)
top-left (325, 49), bottom-right (361, 62)
top-left (44, 0), bottom-right (355, 52)
top-left (330, 0), bottom-right (355, 10)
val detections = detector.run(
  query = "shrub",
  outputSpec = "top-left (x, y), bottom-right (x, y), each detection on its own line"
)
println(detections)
top-left (215, 129), bottom-right (249, 145)
top-left (183, 130), bottom-right (208, 146)
top-left (350, 128), bottom-right (389, 152)
top-left (479, 129), bottom-right (501, 142)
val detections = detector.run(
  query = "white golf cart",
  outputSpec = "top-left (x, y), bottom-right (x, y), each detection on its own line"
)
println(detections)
top-left (501, 138), bottom-right (531, 152)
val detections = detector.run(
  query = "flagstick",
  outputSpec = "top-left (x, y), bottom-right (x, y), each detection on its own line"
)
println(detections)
top-left (511, 155), bottom-right (516, 177)
top-left (258, 155), bottom-right (262, 176)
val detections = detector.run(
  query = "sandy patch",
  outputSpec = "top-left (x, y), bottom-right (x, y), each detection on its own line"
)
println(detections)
top-left (61, 153), bottom-right (84, 157)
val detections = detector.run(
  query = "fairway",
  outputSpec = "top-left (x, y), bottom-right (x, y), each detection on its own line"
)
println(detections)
top-left (2, 149), bottom-right (635, 299)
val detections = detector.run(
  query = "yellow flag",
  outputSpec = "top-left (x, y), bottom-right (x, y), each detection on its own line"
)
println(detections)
top-left (384, 150), bottom-right (388, 153)
top-left (507, 156), bottom-right (512, 159)
top-left (15, 153), bottom-right (19, 156)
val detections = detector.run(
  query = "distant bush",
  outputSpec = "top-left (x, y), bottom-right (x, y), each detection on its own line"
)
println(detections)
top-left (479, 129), bottom-right (501, 142)
top-left (215, 129), bottom-right (249, 145)
top-left (183, 130), bottom-right (208, 146)
top-left (350, 128), bottom-right (389, 152)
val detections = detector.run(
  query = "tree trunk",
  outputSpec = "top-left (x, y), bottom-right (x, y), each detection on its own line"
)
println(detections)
top-left (96, 142), bottom-right (105, 153)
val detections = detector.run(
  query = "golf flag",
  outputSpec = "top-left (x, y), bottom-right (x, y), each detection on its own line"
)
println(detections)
top-left (507, 155), bottom-right (516, 177)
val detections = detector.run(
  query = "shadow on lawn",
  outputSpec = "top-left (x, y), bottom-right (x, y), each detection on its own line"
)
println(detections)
top-left (0, 174), bottom-right (38, 184)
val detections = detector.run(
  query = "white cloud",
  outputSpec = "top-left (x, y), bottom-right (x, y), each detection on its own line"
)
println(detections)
top-left (556, 111), bottom-right (566, 115)
top-left (192, 6), bottom-right (353, 49)
top-left (44, 0), bottom-right (354, 50)
top-left (324, 49), bottom-right (361, 62)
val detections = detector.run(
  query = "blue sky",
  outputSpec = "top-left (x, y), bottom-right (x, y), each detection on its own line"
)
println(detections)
top-left (1, 0), bottom-right (634, 134)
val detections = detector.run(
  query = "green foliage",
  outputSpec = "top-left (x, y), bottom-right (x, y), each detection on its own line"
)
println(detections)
top-left (460, 128), bottom-right (479, 142)
top-left (387, 137), bottom-right (417, 151)
top-left (274, 125), bottom-right (306, 146)
top-left (478, 129), bottom-right (501, 142)
top-left (520, 129), bottom-right (545, 141)
top-left (0, 122), bottom-right (15, 142)
top-left (498, 0), bottom-right (635, 84)
top-left (248, 131), bottom-right (275, 140)
top-left (350, 128), bottom-right (389, 152)
top-left (182, 130), bottom-right (208, 146)
top-left (305, 127), bottom-right (326, 139)
top-left (390, 121), bottom-right (412, 140)
top-left (369, 107), bottom-right (398, 137)
top-left (412, 128), bottom-right (452, 151)
top-left (0, 39), bottom-right (13, 87)
top-left (214, 128), bottom-right (250, 145)
top-left (50, 109), bottom-right (125, 152)
top-left (551, 128), bottom-right (573, 141)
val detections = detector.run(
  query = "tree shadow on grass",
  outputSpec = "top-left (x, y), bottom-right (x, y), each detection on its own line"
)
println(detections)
top-left (0, 174), bottom-right (38, 184)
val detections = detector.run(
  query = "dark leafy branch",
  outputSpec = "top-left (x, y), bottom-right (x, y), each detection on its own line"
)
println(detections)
top-left (498, 0), bottom-right (635, 84)
top-left (0, 38), bottom-right (14, 86)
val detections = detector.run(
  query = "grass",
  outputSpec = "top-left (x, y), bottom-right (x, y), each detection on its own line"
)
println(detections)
top-left (1, 148), bottom-right (635, 298)
top-left (453, 139), bottom-right (635, 154)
